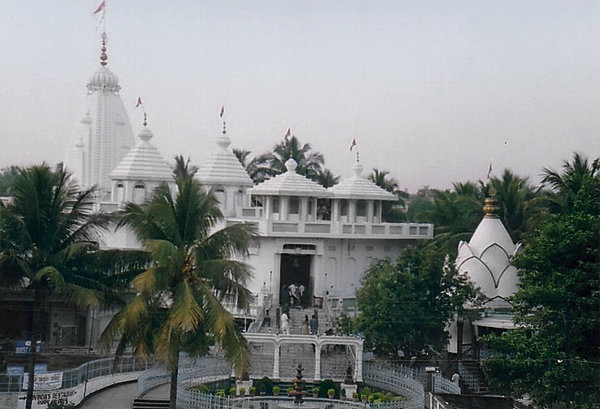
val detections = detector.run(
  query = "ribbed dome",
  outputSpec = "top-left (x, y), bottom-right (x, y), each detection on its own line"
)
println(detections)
top-left (249, 158), bottom-right (330, 197)
top-left (87, 66), bottom-right (120, 93)
top-left (456, 202), bottom-right (521, 307)
top-left (111, 126), bottom-right (172, 182)
top-left (196, 130), bottom-right (253, 187)
top-left (329, 162), bottom-right (397, 200)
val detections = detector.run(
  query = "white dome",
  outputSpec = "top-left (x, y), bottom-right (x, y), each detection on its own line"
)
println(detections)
top-left (456, 198), bottom-right (520, 307)
top-left (87, 66), bottom-right (120, 93)
top-left (329, 162), bottom-right (397, 200)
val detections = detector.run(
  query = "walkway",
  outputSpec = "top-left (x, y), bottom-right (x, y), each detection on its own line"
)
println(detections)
top-left (79, 381), bottom-right (169, 409)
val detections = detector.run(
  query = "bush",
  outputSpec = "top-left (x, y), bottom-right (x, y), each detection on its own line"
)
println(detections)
top-left (272, 386), bottom-right (280, 395)
top-left (256, 376), bottom-right (273, 395)
top-left (239, 387), bottom-right (246, 396)
top-left (312, 387), bottom-right (320, 396)
top-left (319, 379), bottom-right (337, 398)
top-left (327, 388), bottom-right (335, 397)
top-left (192, 384), bottom-right (210, 393)
top-left (230, 386), bottom-right (237, 396)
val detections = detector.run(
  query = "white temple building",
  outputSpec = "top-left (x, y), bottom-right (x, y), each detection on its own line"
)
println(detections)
top-left (60, 38), bottom-right (434, 348)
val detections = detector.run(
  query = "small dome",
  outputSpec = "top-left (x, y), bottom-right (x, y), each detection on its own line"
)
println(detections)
top-left (87, 66), bottom-right (120, 93)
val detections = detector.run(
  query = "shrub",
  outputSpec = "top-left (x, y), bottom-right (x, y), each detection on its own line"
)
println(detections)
top-left (239, 387), bottom-right (246, 396)
top-left (230, 386), bottom-right (237, 396)
top-left (327, 388), bottom-right (335, 397)
top-left (272, 386), bottom-right (280, 395)
top-left (319, 379), bottom-right (337, 398)
top-left (312, 387), bottom-right (320, 396)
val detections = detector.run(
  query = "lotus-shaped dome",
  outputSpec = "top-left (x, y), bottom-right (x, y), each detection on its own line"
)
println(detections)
top-left (456, 200), bottom-right (521, 307)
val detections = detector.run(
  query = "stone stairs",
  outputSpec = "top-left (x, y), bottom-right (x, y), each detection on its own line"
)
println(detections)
top-left (458, 360), bottom-right (489, 394)
top-left (132, 398), bottom-right (169, 409)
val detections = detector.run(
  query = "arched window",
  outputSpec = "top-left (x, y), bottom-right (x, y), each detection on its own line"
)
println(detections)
top-left (133, 182), bottom-right (145, 203)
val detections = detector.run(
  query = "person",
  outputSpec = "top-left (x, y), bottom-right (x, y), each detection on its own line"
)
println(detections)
top-left (301, 315), bottom-right (309, 335)
top-left (281, 311), bottom-right (290, 334)
top-left (309, 315), bottom-right (317, 335)
top-left (288, 284), bottom-right (297, 306)
top-left (264, 309), bottom-right (271, 327)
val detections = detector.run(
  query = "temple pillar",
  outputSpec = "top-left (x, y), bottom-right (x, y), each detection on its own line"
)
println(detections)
top-left (273, 341), bottom-right (280, 379)
top-left (314, 341), bottom-right (321, 381)
top-left (355, 343), bottom-right (363, 382)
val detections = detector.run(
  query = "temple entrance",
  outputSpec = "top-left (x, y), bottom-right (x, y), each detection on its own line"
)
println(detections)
top-left (280, 254), bottom-right (312, 308)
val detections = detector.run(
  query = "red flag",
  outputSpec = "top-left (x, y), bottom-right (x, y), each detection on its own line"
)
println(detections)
top-left (349, 138), bottom-right (357, 151)
top-left (93, 1), bottom-right (105, 15)
top-left (284, 128), bottom-right (291, 140)
top-left (136, 97), bottom-right (143, 108)
top-left (487, 163), bottom-right (493, 179)
top-left (219, 106), bottom-right (225, 118)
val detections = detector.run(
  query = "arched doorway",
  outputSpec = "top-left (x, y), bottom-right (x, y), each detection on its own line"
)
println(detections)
top-left (280, 254), bottom-right (312, 308)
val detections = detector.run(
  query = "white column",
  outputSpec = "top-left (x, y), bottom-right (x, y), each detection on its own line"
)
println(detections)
top-left (367, 201), bottom-right (374, 223)
top-left (355, 342), bottom-right (363, 382)
top-left (301, 197), bottom-right (308, 221)
top-left (314, 341), bottom-right (321, 381)
top-left (332, 200), bottom-right (339, 222)
top-left (273, 341), bottom-right (280, 379)
top-left (281, 197), bottom-right (289, 221)
top-left (349, 200), bottom-right (356, 223)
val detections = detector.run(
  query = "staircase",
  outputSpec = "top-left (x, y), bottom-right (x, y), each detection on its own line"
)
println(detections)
top-left (458, 360), bottom-right (489, 394)
top-left (133, 398), bottom-right (170, 409)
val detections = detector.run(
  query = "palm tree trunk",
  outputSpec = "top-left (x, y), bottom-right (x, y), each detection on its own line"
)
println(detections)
top-left (25, 292), bottom-right (42, 409)
top-left (169, 337), bottom-right (181, 409)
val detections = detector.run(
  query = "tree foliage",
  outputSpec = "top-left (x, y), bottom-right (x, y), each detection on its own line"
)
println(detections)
top-left (0, 164), bottom-right (114, 409)
top-left (101, 175), bottom-right (255, 409)
top-left (482, 175), bottom-right (600, 408)
top-left (354, 246), bottom-right (476, 357)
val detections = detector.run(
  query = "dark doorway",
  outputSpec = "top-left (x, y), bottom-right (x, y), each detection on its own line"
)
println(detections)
top-left (280, 254), bottom-right (311, 308)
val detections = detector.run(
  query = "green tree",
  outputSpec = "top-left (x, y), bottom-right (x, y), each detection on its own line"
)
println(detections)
top-left (314, 168), bottom-right (340, 188)
top-left (101, 175), bottom-right (255, 409)
top-left (541, 152), bottom-right (599, 214)
top-left (369, 169), bottom-right (409, 222)
top-left (482, 176), bottom-right (600, 408)
top-left (0, 165), bottom-right (19, 196)
top-left (354, 246), bottom-right (475, 357)
top-left (172, 155), bottom-right (198, 182)
top-left (251, 136), bottom-right (325, 183)
top-left (0, 164), bottom-right (112, 409)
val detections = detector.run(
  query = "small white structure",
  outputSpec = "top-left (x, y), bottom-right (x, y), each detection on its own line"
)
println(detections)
top-left (449, 195), bottom-right (521, 360)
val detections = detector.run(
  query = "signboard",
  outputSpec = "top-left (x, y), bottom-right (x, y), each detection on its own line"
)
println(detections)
top-left (7, 365), bottom-right (25, 375)
top-left (15, 340), bottom-right (42, 355)
top-left (34, 364), bottom-right (48, 374)
top-left (22, 372), bottom-right (63, 391)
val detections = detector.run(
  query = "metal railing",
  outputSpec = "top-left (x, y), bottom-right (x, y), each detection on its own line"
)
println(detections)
top-left (0, 355), bottom-right (149, 393)
top-left (363, 362), bottom-right (424, 409)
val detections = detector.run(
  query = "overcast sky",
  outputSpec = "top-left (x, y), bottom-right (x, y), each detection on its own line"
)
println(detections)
top-left (1, 1), bottom-right (599, 192)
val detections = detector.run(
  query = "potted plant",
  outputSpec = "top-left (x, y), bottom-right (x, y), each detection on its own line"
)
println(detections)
top-left (239, 387), bottom-right (246, 396)
top-left (327, 388), bottom-right (335, 399)
top-left (340, 388), bottom-right (346, 400)
top-left (216, 390), bottom-right (225, 397)
top-left (272, 386), bottom-right (280, 396)
top-left (361, 394), bottom-right (367, 403)
top-left (312, 387), bottom-right (320, 397)
top-left (352, 392), bottom-right (358, 402)
top-left (286, 387), bottom-right (294, 396)
top-left (249, 386), bottom-right (256, 396)
top-left (230, 386), bottom-right (237, 396)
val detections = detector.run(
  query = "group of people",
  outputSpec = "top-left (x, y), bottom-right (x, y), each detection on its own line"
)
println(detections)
top-left (280, 311), bottom-right (317, 335)
top-left (288, 283), bottom-right (305, 306)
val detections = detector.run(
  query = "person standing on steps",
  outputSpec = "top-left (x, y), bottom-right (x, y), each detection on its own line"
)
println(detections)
top-left (309, 315), bottom-right (317, 335)
top-left (302, 315), bottom-right (309, 334)
top-left (281, 310), bottom-right (290, 334)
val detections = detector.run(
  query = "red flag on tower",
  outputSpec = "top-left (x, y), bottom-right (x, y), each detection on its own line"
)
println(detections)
top-left (93, 1), bottom-right (106, 15)
top-left (487, 163), bottom-right (493, 179)
top-left (284, 128), bottom-right (291, 140)
top-left (219, 106), bottom-right (225, 118)
top-left (136, 97), bottom-right (143, 108)
top-left (349, 138), bottom-right (357, 151)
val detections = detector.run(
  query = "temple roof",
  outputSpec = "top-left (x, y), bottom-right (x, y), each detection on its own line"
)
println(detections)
top-left (196, 129), bottom-right (253, 187)
top-left (111, 125), bottom-right (172, 182)
top-left (329, 162), bottom-right (397, 201)
top-left (249, 158), bottom-right (330, 197)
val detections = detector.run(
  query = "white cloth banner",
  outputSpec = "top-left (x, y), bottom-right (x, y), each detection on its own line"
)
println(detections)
top-left (22, 371), bottom-right (63, 391)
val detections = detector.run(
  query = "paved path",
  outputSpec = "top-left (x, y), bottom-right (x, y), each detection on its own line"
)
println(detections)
top-left (80, 381), bottom-right (169, 409)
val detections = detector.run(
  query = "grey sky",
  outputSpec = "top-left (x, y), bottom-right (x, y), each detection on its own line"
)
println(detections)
top-left (1, 0), bottom-right (599, 192)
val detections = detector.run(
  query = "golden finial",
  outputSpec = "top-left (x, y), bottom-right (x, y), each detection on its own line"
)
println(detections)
top-left (483, 187), bottom-right (499, 218)
top-left (222, 121), bottom-right (227, 135)
top-left (100, 32), bottom-right (108, 66)
top-left (143, 112), bottom-right (148, 128)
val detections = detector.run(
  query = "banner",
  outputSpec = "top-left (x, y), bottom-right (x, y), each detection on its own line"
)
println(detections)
top-left (22, 371), bottom-right (63, 391)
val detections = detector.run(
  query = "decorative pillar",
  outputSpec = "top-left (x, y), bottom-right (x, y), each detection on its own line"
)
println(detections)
top-left (355, 342), bottom-right (363, 382)
top-left (314, 341), bottom-right (321, 381)
top-left (273, 341), bottom-right (280, 379)
top-left (281, 197), bottom-right (289, 221)
top-left (367, 200), bottom-right (374, 223)
top-left (332, 200), bottom-right (339, 222)
top-left (349, 200), bottom-right (356, 223)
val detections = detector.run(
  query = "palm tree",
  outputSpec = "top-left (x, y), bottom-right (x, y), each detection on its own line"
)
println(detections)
top-left (101, 175), bottom-right (255, 409)
top-left (369, 169), bottom-right (409, 222)
top-left (314, 168), bottom-right (340, 188)
top-left (490, 169), bottom-right (541, 242)
top-left (0, 164), bottom-right (111, 409)
top-left (252, 136), bottom-right (325, 183)
top-left (172, 155), bottom-right (198, 182)
top-left (233, 148), bottom-right (260, 183)
top-left (541, 152), bottom-right (599, 214)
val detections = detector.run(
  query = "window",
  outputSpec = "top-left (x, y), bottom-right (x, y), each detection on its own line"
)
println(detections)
top-left (356, 200), bottom-right (367, 217)
top-left (289, 197), bottom-right (300, 214)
